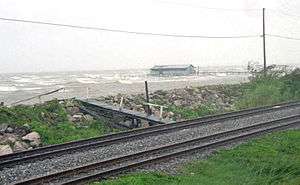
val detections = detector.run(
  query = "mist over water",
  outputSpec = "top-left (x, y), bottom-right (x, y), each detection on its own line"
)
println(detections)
top-left (0, 66), bottom-right (250, 105)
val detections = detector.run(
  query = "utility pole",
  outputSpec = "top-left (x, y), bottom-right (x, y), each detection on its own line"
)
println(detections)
top-left (263, 8), bottom-right (267, 75)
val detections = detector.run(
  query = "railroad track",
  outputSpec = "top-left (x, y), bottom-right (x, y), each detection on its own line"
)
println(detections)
top-left (13, 114), bottom-right (300, 185)
top-left (0, 101), bottom-right (300, 169)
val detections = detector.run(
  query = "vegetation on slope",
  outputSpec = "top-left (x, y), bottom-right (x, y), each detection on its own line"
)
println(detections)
top-left (0, 100), bottom-right (113, 145)
top-left (93, 130), bottom-right (300, 185)
top-left (237, 68), bottom-right (300, 109)
top-left (171, 68), bottom-right (300, 119)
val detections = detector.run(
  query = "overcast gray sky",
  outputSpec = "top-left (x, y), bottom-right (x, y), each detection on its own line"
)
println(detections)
top-left (0, 0), bottom-right (300, 73)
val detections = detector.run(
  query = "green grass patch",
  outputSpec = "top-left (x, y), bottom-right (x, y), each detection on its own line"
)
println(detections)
top-left (93, 130), bottom-right (300, 185)
top-left (168, 104), bottom-right (218, 120)
top-left (0, 100), bottom-right (113, 145)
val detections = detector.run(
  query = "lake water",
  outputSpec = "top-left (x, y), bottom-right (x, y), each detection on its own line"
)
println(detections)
top-left (0, 67), bottom-right (250, 105)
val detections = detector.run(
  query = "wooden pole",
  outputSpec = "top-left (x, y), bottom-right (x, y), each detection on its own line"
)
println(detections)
top-left (263, 8), bottom-right (267, 76)
top-left (144, 81), bottom-right (151, 115)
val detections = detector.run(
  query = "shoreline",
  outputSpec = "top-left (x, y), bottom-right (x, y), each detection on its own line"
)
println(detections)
top-left (2, 75), bottom-right (249, 105)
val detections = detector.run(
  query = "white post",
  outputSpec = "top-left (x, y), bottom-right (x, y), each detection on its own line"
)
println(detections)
top-left (160, 106), bottom-right (163, 119)
top-left (119, 96), bottom-right (124, 110)
top-left (86, 87), bottom-right (89, 99)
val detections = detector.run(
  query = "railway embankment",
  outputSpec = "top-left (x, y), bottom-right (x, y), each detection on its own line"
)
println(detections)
top-left (0, 100), bottom-right (114, 155)
top-left (0, 68), bottom-right (299, 155)
top-left (92, 130), bottom-right (300, 185)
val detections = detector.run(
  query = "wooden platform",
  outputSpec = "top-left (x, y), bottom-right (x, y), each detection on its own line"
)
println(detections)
top-left (78, 99), bottom-right (171, 124)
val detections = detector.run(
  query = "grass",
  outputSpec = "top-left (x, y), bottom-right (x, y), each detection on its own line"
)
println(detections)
top-left (92, 130), bottom-right (300, 185)
top-left (167, 104), bottom-right (218, 120)
top-left (0, 100), bottom-right (113, 145)
top-left (92, 69), bottom-right (300, 185)
top-left (236, 69), bottom-right (300, 109)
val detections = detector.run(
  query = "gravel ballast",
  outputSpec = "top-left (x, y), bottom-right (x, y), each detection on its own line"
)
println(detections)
top-left (0, 106), bottom-right (300, 184)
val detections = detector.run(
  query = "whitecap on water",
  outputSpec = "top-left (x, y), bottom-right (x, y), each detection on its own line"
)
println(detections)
top-left (76, 78), bottom-right (99, 84)
top-left (0, 86), bottom-right (18, 92)
top-left (20, 87), bottom-right (42, 91)
top-left (117, 80), bottom-right (133, 84)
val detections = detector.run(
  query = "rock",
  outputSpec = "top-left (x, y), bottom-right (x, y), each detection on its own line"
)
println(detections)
top-left (167, 111), bottom-right (175, 117)
top-left (140, 121), bottom-right (150, 128)
top-left (6, 127), bottom-right (14, 133)
top-left (71, 114), bottom-right (84, 122)
top-left (6, 134), bottom-right (17, 144)
top-left (174, 100), bottom-right (182, 106)
top-left (84, 114), bottom-right (94, 122)
top-left (14, 125), bottom-right (31, 136)
top-left (66, 106), bottom-right (80, 115)
top-left (13, 141), bottom-right (30, 152)
top-left (22, 132), bottom-right (41, 147)
top-left (0, 135), bottom-right (9, 145)
top-left (0, 145), bottom-right (13, 156)
top-left (0, 133), bottom-right (18, 145)
top-left (67, 114), bottom-right (74, 122)
top-left (65, 100), bottom-right (75, 107)
top-left (23, 123), bottom-right (31, 129)
top-left (0, 123), bottom-right (8, 133)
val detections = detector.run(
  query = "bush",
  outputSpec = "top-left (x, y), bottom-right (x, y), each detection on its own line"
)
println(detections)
top-left (237, 68), bottom-right (300, 109)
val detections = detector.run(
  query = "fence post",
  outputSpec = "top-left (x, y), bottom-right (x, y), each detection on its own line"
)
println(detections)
top-left (144, 81), bottom-right (151, 116)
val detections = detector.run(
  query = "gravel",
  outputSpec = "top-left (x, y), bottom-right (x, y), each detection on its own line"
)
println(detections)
top-left (0, 106), bottom-right (299, 184)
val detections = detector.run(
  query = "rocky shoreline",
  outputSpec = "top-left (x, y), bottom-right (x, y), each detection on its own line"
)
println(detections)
top-left (96, 84), bottom-right (243, 121)
top-left (0, 124), bottom-right (41, 155)
top-left (0, 84), bottom-right (243, 155)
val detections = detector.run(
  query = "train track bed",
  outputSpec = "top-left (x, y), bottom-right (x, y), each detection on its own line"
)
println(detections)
top-left (13, 115), bottom-right (300, 185)
top-left (140, 124), bottom-right (300, 176)
top-left (0, 102), bottom-right (300, 184)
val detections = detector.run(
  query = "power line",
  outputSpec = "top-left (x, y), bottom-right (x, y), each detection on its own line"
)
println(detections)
top-left (266, 34), bottom-right (300, 40)
top-left (0, 17), bottom-right (260, 39)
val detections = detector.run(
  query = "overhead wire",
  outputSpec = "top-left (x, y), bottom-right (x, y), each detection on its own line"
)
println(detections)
top-left (266, 34), bottom-right (300, 41)
top-left (0, 17), bottom-right (260, 39)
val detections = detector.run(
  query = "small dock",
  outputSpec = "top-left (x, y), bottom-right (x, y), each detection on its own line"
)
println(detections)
top-left (78, 99), bottom-right (171, 128)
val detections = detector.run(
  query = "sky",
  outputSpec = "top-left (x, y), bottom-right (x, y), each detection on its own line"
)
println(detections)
top-left (0, 0), bottom-right (300, 73)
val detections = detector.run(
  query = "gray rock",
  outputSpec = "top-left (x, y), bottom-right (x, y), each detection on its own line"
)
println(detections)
top-left (5, 134), bottom-right (17, 144)
top-left (0, 133), bottom-right (18, 145)
top-left (84, 114), bottom-right (94, 122)
top-left (66, 106), bottom-right (80, 116)
top-left (13, 141), bottom-right (30, 152)
top-left (0, 123), bottom-right (8, 133)
top-left (174, 100), bottom-right (181, 106)
top-left (6, 127), bottom-right (14, 133)
top-left (0, 145), bottom-right (13, 156)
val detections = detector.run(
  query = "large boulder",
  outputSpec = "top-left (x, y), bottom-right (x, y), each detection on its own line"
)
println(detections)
top-left (13, 141), bottom-right (30, 152)
top-left (22, 132), bottom-right (41, 147)
top-left (0, 145), bottom-right (13, 156)
top-left (0, 133), bottom-right (18, 145)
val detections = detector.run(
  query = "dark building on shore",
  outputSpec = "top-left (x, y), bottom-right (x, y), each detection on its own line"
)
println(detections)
top-left (150, 64), bottom-right (195, 76)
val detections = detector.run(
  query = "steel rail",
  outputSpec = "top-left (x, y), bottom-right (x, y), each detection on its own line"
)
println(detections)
top-left (0, 101), bottom-right (299, 169)
top-left (13, 115), bottom-right (300, 185)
